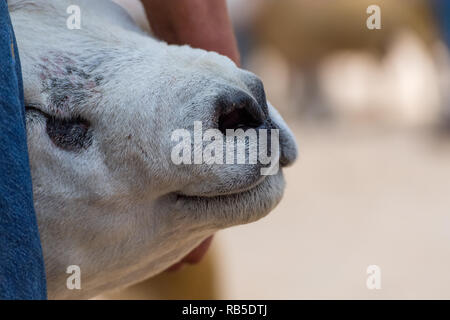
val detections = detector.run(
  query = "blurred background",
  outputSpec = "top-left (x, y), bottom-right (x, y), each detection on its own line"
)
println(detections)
top-left (104, 0), bottom-right (450, 299)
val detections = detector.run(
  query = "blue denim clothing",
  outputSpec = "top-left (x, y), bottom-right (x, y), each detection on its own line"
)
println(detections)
top-left (433, 0), bottom-right (450, 48)
top-left (0, 0), bottom-right (47, 299)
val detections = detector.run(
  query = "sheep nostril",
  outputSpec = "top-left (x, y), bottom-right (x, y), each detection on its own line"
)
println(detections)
top-left (217, 92), bottom-right (266, 135)
top-left (218, 108), bottom-right (262, 134)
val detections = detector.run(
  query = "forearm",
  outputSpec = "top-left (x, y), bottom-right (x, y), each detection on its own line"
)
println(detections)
top-left (141, 0), bottom-right (240, 65)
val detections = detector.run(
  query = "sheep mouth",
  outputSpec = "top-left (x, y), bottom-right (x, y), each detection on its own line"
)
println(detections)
top-left (171, 171), bottom-right (285, 226)
top-left (175, 175), bottom-right (268, 200)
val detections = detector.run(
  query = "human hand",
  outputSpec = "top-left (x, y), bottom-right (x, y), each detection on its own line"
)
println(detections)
top-left (142, 0), bottom-right (241, 66)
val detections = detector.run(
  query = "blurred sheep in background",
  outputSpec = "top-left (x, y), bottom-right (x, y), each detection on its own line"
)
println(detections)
top-left (231, 0), bottom-right (450, 130)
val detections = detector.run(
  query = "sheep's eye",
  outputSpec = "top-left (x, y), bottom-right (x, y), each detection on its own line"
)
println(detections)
top-left (25, 106), bottom-right (92, 152)
top-left (46, 116), bottom-right (92, 152)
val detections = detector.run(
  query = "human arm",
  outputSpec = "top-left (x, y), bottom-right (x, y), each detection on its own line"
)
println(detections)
top-left (141, 0), bottom-right (240, 65)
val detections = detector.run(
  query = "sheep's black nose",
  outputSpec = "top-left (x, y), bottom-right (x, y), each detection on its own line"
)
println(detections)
top-left (217, 90), bottom-right (268, 134)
